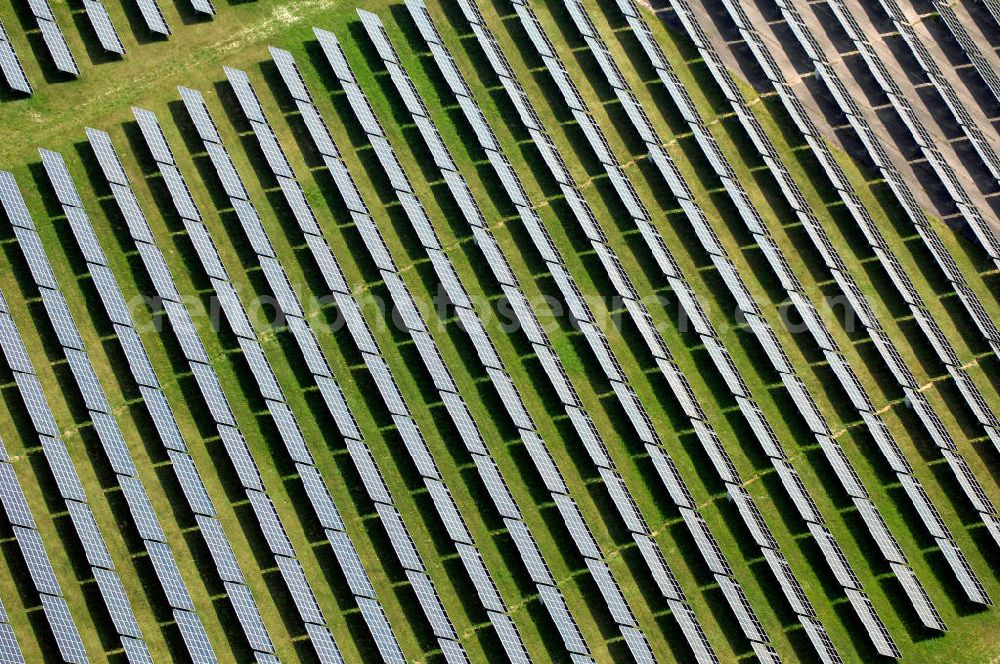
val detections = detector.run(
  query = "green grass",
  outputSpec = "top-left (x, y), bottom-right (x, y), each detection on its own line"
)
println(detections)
top-left (0, 0), bottom-right (998, 662)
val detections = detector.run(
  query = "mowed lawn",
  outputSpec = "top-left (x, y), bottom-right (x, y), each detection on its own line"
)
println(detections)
top-left (0, 0), bottom-right (998, 662)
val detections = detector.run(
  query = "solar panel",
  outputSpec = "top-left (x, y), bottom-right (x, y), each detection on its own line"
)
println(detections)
top-left (174, 610), bottom-right (215, 663)
top-left (454, 543), bottom-right (503, 612)
top-left (224, 67), bottom-right (266, 123)
top-left (64, 500), bottom-right (115, 570)
top-left (39, 436), bottom-right (86, 500)
top-left (64, 347), bottom-right (109, 413)
top-left (224, 582), bottom-right (273, 653)
top-left (206, 143), bottom-right (247, 200)
top-left (13, 525), bottom-right (62, 596)
top-left (39, 594), bottom-right (87, 664)
top-left (297, 464), bottom-right (342, 532)
top-left (179, 87), bottom-right (220, 142)
top-left (343, 437), bottom-right (392, 506)
top-left (91, 412), bottom-right (136, 476)
top-left (93, 567), bottom-right (142, 638)
top-left (587, 559), bottom-right (633, 626)
top-left (327, 529), bottom-right (376, 599)
top-left (0, 619), bottom-right (23, 664)
top-left (258, 257), bottom-right (300, 316)
top-left (472, 455), bottom-right (520, 520)
top-left (247, 491), bottom-right (295, 558)
top-left (82, 1), bottom-right (124, 54)
top-left (211, 282), bottom-right (255, 342)
top-left (303, 622), bottom-right (344, 664)
top-left (135, 0), bottom-right (169, 35)
top-left (0, 20), bottom-right (31, 94)
top-left (146, 539), bottom-right (194, 610)
top-left (240, 342), bottom-right (282, 402)
top-left (268, 400), bottom-right (312, 465)
top-left (275, 555), bottom-right (324, 625)
top-left (285, 316), bottom-right (328, 377)
top-left (0, 463), bottom-right (35, 529)
top-left (119, 475), bottom-right (165, 543)
top-left (270, 47), bottom-right (311, 103)
top-left (166, 452), bottom-right (214, 518)
top-left (37, 19), bottom-right (78, 76)
top-left (218, 426), bottom-right (263, 491)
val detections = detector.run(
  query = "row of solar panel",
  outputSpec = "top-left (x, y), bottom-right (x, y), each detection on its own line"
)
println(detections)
top-left (127, 107), bottom-right (351, 664)
top-left (712, 0), bottom-right (1000, 563)
top-left (211, 66), bottom-right (483, 662)
top-left (613, 0), bottom-right (997, 621)
top-left (0, 0), bottom-right (216, 93)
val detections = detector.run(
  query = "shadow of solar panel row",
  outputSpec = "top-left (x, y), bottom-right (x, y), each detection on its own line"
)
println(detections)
top-left (25, 0), bottom-right (77, 76)
top-left (226, 60), bottom-right (485, 664)
top-left (0, 436), bottom-right (54, 664)
top-left (874, 0), bottom-right (1000, 185)
top-left (130, 105), bottom-right (356, 664)
top-left (75, 126), bottom-right (284, 662)
top-left (0, 19), bottom-right (30, 94)
top-left (22, 151), bottom-right (218, 661)
top-left (0, 204), bottom-right (129, 662)
top-left (81, 0), bottom-right (124, 55)
top-left (354, 10), bottom-right (723, 661)
top-left (594, 0), bottom-right (997, 625)
top-left (762, 1), bottom-right (1000, 371)
top-left (406, 1), bottom-right (797, 661)
top-left (932, 2), bottom-right (1000, 117)
top-left (143, 94), bottom-right (410, 664)
top-left (278, 25), bottom-right (610, 660)
top-left (720, 0), bottom-right (1000, 555)
top-left (815, 0), bottom-right (1000, 271)
top-left (457, 0), bottom-right (846, 660)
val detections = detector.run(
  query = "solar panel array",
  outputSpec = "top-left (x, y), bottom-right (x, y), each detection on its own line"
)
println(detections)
top-left (571, 0), bottom-right (996, 625)
top-left (448, 1), bottom-right (848, 660)
top-left (578, 0), bottom-right (992, 623)
top-left (353, 12), bottom-right (751, 663)
top-left (713, 0), bottom-right (1000, 547)
top-left (34, 149), bottom-right (222, 660)
top-left (81, 0), bottom-right (124, 55)
top-left (25, 0), bottom-right (77, 76)
top-left (932, 1), bottom-right (1000, 110)
top-left (225, 59), bottom-right (523, 664)
top-left (0, 19), bottom-right (31, 94)
top-left (83, 126), bottom-right (283, 662)
top-left (874, 0), bottom-right (1000, 187)
top-left (820, 0), bottom-right (1000, 273)
top-left (0, 175), bottom-right (130, 663)
top-left (131, 105), bottom-right (351, 664)
top-left (281, 23), bottom-right (644, 659)
top-left (404, 1), bottom-right (852, 661)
